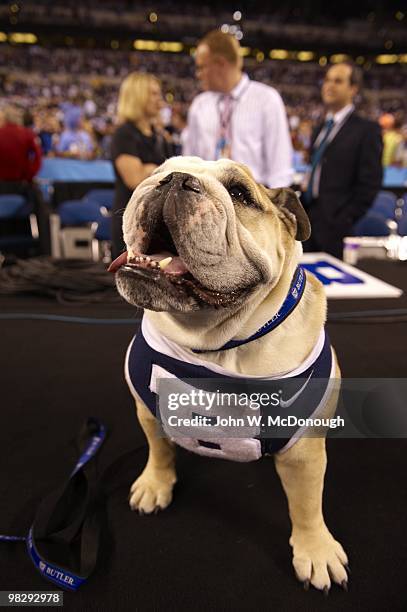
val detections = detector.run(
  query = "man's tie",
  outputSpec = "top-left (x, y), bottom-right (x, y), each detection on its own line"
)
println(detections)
top-left (216, 94), bottom-right (234, 159)
top-left (303, 118), bottom-right (335, 204)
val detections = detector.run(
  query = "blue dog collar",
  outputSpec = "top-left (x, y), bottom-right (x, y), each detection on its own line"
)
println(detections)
top-left (193, 266), bottom-right (306, 353)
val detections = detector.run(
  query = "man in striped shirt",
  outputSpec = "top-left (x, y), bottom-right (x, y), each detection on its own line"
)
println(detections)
top-left (182, 30), bottom-right (293, 188)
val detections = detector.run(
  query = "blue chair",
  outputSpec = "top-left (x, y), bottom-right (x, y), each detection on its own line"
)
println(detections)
top-left (0, 187), bottom-right (41, 256)
top-left (0, 194), bottom-right (32, 219)
top-left (57, 199), bottom-right (104, 227)
top-left (91, 214), bottom-right (112, 262)
top-left (84, 189), bottom-right (114, 210)
top-left (370, 191), bottom-right (397, 220)
top-left (94, 215), bottom-right (112, 241)
top-left (52, 196), bottom-right (105, 259)
top-left (352, 212), bottom-right (390, 237)
top-left (398, 214), bottom-right (407, 236)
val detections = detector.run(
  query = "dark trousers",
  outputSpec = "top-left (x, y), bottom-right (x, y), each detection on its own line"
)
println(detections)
top-left (301, 198), bottom-right (346, 260)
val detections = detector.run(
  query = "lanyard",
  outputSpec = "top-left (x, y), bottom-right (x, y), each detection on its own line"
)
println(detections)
top-left (215, 77), bottom-right (251, 159)
top-left (193, 266), bottom-right (306, 353)
top-left (0, 418), bottom-right (106, 591)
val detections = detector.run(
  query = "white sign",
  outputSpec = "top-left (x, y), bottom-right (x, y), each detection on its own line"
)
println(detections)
top-left (300, 253), bottom-right (403, 299)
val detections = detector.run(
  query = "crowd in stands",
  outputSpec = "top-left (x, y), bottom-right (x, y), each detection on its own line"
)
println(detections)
top-left (1, 44), bottom-right (406, 167)
top-left (2, 0), bottom-right (406, 49)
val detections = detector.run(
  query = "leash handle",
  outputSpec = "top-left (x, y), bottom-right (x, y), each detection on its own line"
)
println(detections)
top-left (0, 418), bottom-right (107, 591)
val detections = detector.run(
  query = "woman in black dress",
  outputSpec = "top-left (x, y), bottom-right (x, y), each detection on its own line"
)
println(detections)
top-left (110, 72), bottom-right (174, 258)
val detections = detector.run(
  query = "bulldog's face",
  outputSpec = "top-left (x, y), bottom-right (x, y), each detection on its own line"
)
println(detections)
top-left (110, 157), bottom-right (310, 312)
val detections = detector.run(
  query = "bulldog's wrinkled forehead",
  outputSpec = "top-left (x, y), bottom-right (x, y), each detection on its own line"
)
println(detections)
top-left (154, 156), bottom-right (254, 184)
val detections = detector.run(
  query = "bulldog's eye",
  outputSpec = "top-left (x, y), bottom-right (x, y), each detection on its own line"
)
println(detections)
top-left (227, 184), bottom-right (251, 205)
top-left (227, 183), bottom-right (261, 209)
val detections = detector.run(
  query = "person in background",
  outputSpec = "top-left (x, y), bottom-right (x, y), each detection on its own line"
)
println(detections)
top-left (393, 124), bottom-right (407, 168)
top-left (0, 106), bottom-right (42, 181)
top-left (166, 103), bottom-right (188, 156)
top-left (55, 107), bottom-right (95, 159)
top-left (379, 113), bottom-right (403, 166)
top-left (301, 62), bottom-right (383, 259)
top-left (183, 30), bottom-right (293, 188)
top-left (110, 72), bottom-right (174, 258)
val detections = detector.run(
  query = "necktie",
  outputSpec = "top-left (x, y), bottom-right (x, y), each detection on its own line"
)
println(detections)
top-left (216, 94), bottom-right (234, 159)
top-left (303, 118), bottom-right (335, 204)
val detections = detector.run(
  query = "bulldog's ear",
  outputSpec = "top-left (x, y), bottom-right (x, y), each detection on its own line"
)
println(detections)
top-left (267, 187), bottom-right (311, 242)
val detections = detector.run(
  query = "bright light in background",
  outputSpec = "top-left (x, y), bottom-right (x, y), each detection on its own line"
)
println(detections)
top-left (319, 56), bottom-right (328, 66)
top-left (235, 30), bottom-right (243, 40)
top-left (239, 46), bottom-right (250, 56)
top-left (221, 24), bottom-right (229, 33)
top-left (233, 11), bottom-right (242, 21)
top-left (256, 51), bottom-right (264, 62)
top-left (297, 51), bottom-right (315, 61)
top-left (9, 32), bottom-right (37, 44)
top-left (133, 39), bottom-right (183, 52)
top-left (148, 12), bottom-right (158, 23)
top-left (376, 54), bottom-right (398, 64)
top-left (330, 53), bottom-right (350, 63)
top-left (269, 49), bottom-right (289, 60)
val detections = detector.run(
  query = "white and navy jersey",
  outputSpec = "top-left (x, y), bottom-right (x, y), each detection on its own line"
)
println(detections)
top-left (125, 317), bottom-right (335, 461)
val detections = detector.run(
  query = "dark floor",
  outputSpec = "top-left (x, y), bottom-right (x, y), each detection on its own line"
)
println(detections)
top-left (0, 259), bottom-right (406, 611)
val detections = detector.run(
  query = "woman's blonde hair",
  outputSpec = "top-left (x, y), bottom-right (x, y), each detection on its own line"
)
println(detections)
top-left (117, 72), bottom-right (160, 124)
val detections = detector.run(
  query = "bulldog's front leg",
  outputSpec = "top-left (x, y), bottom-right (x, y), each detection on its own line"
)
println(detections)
top-left (274, 437), bottom-right (349, 593)
top-left (129, 399), bottom-right (177, 514)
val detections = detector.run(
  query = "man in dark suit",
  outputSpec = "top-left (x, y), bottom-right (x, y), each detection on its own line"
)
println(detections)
top-left (302, 62), bottom-right (383, 258)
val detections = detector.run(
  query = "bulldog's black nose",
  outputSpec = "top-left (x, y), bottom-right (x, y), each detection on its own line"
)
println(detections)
top-left (158, 172), bottom-right (201, 193)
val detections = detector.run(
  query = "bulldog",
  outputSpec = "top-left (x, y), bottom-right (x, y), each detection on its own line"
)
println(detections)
top-left (109, 156), bottom-right (348, 593)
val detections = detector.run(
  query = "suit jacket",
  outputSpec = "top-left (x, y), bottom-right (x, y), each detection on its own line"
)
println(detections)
top-left (307, 111), bottom-right (383, 244)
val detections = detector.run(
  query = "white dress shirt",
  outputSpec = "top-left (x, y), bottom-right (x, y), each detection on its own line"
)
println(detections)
top-left (182, 73), bottom-right (293, 188)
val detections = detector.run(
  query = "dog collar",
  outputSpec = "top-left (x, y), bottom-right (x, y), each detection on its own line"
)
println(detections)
top-left (193, 266), bottom-right (306, 353)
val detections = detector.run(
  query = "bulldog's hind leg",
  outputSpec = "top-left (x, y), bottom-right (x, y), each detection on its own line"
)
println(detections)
top-left (274, 436), bottom-right (349, 593)
top-left (129, 398), bottom-right (177, 514)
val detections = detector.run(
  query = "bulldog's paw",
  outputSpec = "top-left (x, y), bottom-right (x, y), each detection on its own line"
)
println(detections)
top-left (289, 526), bottom-right (349, 593)
top-left (129, 466), bottom-right (177, 514)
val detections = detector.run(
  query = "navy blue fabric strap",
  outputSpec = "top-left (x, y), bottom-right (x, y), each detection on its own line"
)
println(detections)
top-left (0, 418), bottom-right (106, 591)
top-left (193, 266), bottom-right (306, 353)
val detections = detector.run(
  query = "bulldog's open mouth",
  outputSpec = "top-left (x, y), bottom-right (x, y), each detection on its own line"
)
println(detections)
top-left (108, 219), bottom-right (246, 308)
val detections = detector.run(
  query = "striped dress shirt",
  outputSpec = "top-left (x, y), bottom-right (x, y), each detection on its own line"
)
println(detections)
top-left (182, 73), bottom-right (293, 188)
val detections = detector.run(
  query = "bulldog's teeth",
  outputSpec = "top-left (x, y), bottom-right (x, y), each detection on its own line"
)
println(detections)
top-left (127, 248), bottom-right (135, 260)
top-left (159, 257), bottom-right (173, 270)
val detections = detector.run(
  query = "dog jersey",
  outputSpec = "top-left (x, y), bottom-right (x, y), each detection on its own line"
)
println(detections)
top-left (125, 316), bottom-right (335, 461)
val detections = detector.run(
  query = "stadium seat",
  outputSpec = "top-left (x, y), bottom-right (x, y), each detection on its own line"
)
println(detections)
top-left (91, 214), bottom-right (112, 262)
top-left (0, 185), bottom-right (41, 256)
top-left (57, 199), bottom-right (104, 226)
top-left (398, 213), bottom-right (407, 236)
top-left (352, 212), bottom-right (390, 237)
top-left (51, 192), bottom-right (110, 259)
top-left (84, 189), bottom-right (114, 210)
top-left (370, 190), bottom-right (397, 219)
top-left (0, 194), bottom-right (31, 219)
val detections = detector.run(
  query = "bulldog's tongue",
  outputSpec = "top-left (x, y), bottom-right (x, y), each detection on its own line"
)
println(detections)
top-left (108, 251), bottom-right (128, 273)
top-left (108, 251), bottom-right (188, 275)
